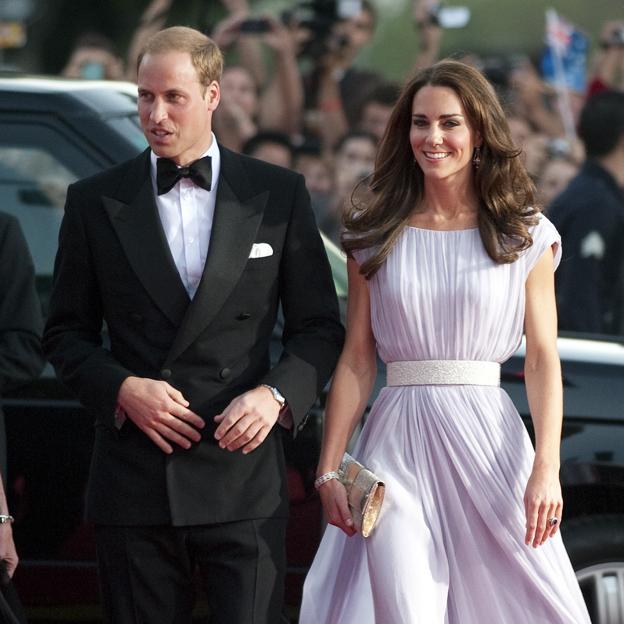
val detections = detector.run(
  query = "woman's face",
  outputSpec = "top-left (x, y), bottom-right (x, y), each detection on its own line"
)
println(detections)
top-left (409, 85), bottom-right (480, 184)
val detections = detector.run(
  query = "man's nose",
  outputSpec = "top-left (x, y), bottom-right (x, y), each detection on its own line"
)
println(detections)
top-left (150, 99), bottom-right (167, 123)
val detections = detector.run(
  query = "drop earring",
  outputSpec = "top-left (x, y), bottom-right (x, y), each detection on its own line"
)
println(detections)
top-left (472, 146), bottom-right (481, 169)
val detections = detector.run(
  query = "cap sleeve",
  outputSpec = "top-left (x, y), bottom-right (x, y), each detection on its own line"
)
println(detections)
top-left (524, 213), bottom-right (562, 275)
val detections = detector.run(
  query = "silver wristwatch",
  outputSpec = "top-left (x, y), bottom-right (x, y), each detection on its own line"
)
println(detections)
top-left (260, 384), bottom-right (287, 409)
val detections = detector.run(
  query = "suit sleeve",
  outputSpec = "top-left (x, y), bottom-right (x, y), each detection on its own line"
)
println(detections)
top-left (261, 175), bottom-right (345, 435)
top-left (0, 214), bottom-right (45, 393)
top-left (43, 187), bottom-right (133, 425)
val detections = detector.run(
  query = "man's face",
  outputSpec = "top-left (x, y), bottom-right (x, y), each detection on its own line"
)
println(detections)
top-left (137, 50), bottom-right (220, 165)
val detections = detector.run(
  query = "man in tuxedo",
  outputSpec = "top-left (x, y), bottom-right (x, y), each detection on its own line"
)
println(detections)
top-left (43, 26), bottom-right (344, 623)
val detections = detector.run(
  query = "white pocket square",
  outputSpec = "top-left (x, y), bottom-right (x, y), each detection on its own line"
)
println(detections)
top-left (249, 242), bottom-right (273, 259)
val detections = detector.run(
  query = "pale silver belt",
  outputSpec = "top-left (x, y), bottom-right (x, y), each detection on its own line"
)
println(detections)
top-left (386, 360), bottom-right (501, 387)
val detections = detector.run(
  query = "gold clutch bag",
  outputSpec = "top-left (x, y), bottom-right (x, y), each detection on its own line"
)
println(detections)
top-left (339, 453), bottom-right (385, 537)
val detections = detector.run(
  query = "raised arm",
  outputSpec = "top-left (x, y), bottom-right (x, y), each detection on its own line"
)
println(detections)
top-left (125, 0), bottom-right (173, 79)
top-left (257, 16), bottom-right (304, 135)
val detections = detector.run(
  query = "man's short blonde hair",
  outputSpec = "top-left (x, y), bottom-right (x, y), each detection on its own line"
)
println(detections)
top-left (137, 26), bottom-right (223, 88)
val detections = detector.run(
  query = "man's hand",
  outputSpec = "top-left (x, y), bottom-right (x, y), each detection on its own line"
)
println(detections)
top-left (214, 386), bottom-right (281, 454)
top-left (117, 376), bottom-right (205, 454)
top-left (0, 524), bottom-right (18, 579)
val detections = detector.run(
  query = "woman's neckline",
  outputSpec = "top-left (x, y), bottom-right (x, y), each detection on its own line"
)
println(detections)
top-left (405, 224), bottom-right (479, 233)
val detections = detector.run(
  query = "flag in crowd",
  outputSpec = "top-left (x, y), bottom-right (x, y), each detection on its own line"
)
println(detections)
top-left (542, 9), bottom-right (589, 93)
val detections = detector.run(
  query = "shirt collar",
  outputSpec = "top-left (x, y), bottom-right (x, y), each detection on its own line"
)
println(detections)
top-left (149, 133), bottom-right (221, 194)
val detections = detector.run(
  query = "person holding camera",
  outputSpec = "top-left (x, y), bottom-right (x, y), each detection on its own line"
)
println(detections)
top-left (301, 1), bottom-right (380, 153)
top-left (300, 59), bottom-right (590, 623)
top-left (211, 2), bottom-right (304, 150)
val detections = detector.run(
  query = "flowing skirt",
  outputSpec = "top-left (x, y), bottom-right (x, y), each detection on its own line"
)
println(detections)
top-left (299, 385), bottom-right (591, 624)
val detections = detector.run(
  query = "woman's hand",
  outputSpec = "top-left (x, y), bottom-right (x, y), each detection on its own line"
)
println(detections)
top-left (318, 478), bottom-right (357, 537)
top-left (523, 464), bottom-right (562, 548)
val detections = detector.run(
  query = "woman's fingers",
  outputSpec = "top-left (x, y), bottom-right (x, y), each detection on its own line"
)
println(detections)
top-left (320, 481), bottom-right (356, 536)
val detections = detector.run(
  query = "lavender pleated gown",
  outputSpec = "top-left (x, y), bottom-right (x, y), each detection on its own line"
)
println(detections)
top-left (299, 215), bottom-right (591, 624)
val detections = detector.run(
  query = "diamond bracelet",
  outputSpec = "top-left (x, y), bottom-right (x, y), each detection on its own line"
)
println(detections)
top-left (314, 471), bottom-right (341, 490)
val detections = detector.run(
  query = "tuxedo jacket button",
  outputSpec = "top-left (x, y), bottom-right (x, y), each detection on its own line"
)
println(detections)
top-left (161, 368), bottom-right (172, 380)
top-left (219, 367), bottom-right (231, 380)
top-left (236, 312), bottom-right (251, 320)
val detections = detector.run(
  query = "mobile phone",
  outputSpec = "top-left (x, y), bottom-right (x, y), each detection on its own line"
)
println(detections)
top-left (238, 18), bottom-right (271, 34)
top-left (430, 6), bottom-right (470, 29)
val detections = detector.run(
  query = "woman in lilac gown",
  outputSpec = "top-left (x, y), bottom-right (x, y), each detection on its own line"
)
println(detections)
top-left (299, 61), bottom-right (591, 623)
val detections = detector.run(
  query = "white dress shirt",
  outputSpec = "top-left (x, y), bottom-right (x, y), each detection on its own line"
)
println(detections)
top-left (150, 134), bottom-right (221, 299)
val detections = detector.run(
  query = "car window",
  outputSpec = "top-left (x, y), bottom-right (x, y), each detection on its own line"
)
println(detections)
top-left (0, 145), bottom-right (75, 315)
top-left (106, 115), bottom-right (148, 151)
top-left (0, 146), bottom-right (75, 256)
top-left (0, 121), bottom-right (107, 315)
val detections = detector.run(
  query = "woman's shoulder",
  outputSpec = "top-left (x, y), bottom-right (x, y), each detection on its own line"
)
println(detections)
top-left (529, 213), bottom-right (561, 251)
top-left (524, 212), bottom-right (562, 272)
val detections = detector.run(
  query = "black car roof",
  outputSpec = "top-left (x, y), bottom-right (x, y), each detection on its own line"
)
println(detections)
top-left (0, 77), bottom-right (138, 116)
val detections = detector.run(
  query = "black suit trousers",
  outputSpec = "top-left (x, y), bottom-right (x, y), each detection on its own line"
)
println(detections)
top-left (95, 518), bottom-right (287, 624)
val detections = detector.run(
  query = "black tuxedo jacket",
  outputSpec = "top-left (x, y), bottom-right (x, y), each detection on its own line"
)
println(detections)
top-left (43, 146), bottom-right (344, 526)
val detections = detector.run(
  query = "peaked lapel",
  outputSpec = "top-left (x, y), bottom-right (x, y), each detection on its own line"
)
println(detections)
top-left (103, 152), bottom-right (189, 326)
top-left (165, 150), bottom-right (268, 364)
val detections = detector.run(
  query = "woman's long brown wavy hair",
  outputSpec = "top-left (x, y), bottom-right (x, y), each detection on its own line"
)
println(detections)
top-left (342, 60), bottom-right (539, 278)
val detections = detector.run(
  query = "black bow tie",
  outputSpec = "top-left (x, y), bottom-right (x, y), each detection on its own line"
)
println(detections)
top-left (156, 156), bottom-right (212, 195)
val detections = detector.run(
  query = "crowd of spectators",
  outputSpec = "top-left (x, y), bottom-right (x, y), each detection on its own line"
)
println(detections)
top-left (59, 0), bottom-right (624, 336)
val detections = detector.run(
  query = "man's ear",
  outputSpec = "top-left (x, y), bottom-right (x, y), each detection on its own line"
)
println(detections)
top-left (205, 81), bottom-right (220, 111)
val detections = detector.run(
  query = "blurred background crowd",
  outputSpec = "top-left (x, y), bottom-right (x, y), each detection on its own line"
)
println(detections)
top-left (1, 0), bottom-right (623, 336)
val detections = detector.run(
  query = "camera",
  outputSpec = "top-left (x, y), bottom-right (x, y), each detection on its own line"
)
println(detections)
top-left (282, 0), bottom-right (362, 58)
top-left (238, 18), bottom-right (271, 34)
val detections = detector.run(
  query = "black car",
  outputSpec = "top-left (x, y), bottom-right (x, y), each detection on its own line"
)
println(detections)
top-left (1, 77), bottom-right (623, 623)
